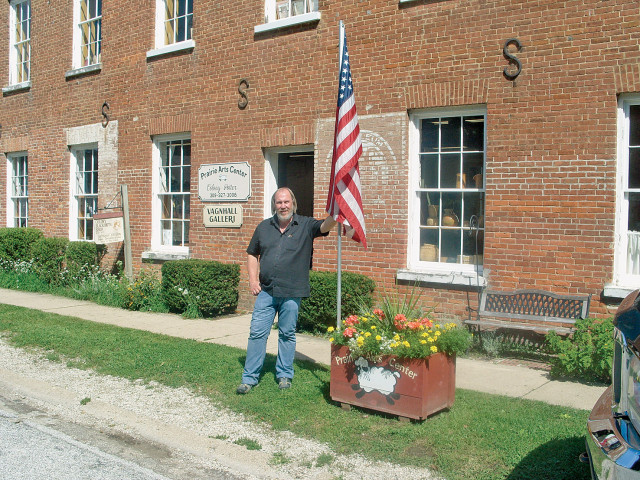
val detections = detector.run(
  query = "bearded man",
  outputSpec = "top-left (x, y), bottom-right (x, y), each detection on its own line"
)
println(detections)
top-left (237, 187), bottom-right (337, 394)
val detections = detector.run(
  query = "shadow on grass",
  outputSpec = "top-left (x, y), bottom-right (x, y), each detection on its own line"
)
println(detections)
top-left (505, 436), bottom-right (591, 480)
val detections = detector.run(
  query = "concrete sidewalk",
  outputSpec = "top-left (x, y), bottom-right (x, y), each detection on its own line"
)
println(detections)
top-left (0, 288), bottom-right (607, 411)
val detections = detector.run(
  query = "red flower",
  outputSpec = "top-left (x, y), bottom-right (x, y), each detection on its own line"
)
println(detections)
top-left (344, 315), bottom-right (360, 327)
top-left (343, 327), bottom-right (358, 338)
top-left (420, 317), bottom-right (433, 328)
top-left (373, 308), bottom-right (385, 320)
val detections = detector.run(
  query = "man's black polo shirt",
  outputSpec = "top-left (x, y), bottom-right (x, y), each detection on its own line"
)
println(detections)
top-left (246, 214), bottom-right (329, 298)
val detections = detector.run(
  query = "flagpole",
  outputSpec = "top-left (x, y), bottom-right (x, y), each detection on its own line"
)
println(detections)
top-left (336, 20), bottom-right (345, 331)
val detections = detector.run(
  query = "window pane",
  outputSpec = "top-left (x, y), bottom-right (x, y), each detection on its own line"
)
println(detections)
top-left (631, 105), bottom-right (640, 147)
top-left (629, 192), bottom-right (640, 232)
top-left (463, 153), bottom-right (483, 189)
top-left (630, 147), bottom-right (640, 189)
top-left (420, 118), bottom-right (439, 153)
top-left (463, 116), bottom-right (484, 151)
top-left (440, 117), bottom-right (461, 151)
top-left (440, 153), bottom-right (460, 189)
top-left (441, 229), bottom-right (461, 262)
top-left (420, 154), bottom-right (438, 188)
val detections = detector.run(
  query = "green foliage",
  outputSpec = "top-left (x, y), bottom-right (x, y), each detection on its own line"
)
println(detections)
top-left (329, 310), bottom-right (471, 359)
top-left (545, 317), bottom-right (614, 383)
top-left (0, 227), bottom-right (43, 261)
top-left (66, 241), bottom-right (99, 278)
top-left (298, 271), bottom-right (375, 333)
top-left (379, 283), bottom-right (426, 320)
top-left (120, 269), bottom-right (164, 311)
top-left (29, 237), bottom-right (69, 285)
top-left (161, 259), bottom-right (240, 317)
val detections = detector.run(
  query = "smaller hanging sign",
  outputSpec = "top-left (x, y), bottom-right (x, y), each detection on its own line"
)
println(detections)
top-left (203, 204), bottom-right (243, 228)
top-left (93, 212), bottom-right (124, 244)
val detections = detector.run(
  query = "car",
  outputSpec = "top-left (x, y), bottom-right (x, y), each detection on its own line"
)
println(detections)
top-left (584, 289), bottom-right (640, 479)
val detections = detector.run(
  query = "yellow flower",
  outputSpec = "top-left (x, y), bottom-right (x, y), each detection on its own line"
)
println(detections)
top-left (390, 342), bottom-right (398, 348)
top-left (375, 335), bottom-right (382, 341)
top-left (403, 341), bottom-right (410, 348)
top-left (327, 326), bottom-right (335, 333)
top-left (362, 317), bottom-right (368, 322)
top-left (370, 325), bottom-right (376, 330)
top-left (420, 340), bottom-right (427, 345)
top-left (430, 346), bottom-right (438, 353)
top-left (393, 334), bottom-right (400, 341)
top-left (330, 338), bottom-right (334, 343)
top-left (428, 337), bottom-right (435, 343)
top-left (364, 332), bottom-right (372, 338)
top-left (435, 331), bottom-right (441, 337)
top-left (421, 332), bottom-right (428, 337)
top-left (357, 336), bottom-right (364, 345)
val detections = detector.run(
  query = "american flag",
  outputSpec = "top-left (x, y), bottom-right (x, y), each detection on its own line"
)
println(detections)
top-left (326, 26), bottom-right (367, 249)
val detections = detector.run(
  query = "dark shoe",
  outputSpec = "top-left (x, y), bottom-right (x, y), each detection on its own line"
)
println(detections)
top-left (236, 383), bottom-right (254, 394)
top-left (277, 377), bottom-right (291, 390)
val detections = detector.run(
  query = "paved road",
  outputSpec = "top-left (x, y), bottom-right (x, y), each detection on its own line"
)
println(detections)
top-left (0, 394), bottom-right (242, 480)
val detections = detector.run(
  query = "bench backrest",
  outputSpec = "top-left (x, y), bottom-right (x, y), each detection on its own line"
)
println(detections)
top-left (479, 289), bottom-right (591, 323)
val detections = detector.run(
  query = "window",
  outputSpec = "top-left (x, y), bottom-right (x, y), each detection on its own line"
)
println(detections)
top-left (71, 147), bottom-right (98, 241)
top-left (6, 153), bottom-right (28, 227)
top-left (614, 96), bottom-right (640, 290)
top-left (151, 0), bottom-right (193, 53)
top-left (409, 108), bottom-right (486, 270)
top-left (74, 0), bottom-right (102, 68)
top-left (9, 0), bottom-right (30, 85)
top-left (255, 0), bottom-right (320, 33)
top-left (266, 0), bottom-right (318, 22)
top-left (152, 136), bottom-right (191, 252)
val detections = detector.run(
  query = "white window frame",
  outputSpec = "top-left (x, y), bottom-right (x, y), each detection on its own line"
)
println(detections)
top-left (69, 144), bottom-right (99, 241)
top-left (609, 94), bottom-right (640, 297)
top-left (72, 0), bottom-right (102, 69)
top-left (254, 0), bottom-right (320, 34)
top-left (8, 0), bottom-right (30, 87)
top-left (6, 152), bottom-right (28, 228)
top-left (150, 133), bottom-right (191, 256)
top-left (401, 106), bottom-right (487, 287)
top-left (148, 0), bottom-right (194, 58)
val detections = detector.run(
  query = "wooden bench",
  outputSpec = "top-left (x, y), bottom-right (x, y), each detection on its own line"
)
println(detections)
top-left (466, 289), bottom-right (591, 335)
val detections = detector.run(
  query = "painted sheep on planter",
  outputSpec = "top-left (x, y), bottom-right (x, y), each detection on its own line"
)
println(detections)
top-left (352, 357), bottom-right (402, 404)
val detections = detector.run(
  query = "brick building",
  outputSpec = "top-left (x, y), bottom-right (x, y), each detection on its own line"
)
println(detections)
top-left (1, 0), bottom-right (638, 320)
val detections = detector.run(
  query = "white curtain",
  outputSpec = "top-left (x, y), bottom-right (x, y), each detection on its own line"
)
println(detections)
top-left (628, 231), bottom-right (640, 275)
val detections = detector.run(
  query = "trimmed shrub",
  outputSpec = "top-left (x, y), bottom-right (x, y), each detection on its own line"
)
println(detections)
top-left (298, 271), bottom-right (376, 333)
top-left (66, 241), bottom-right (99, 279)
top-left (545, 317), bottom-right (614, 383)
top-left (161, 259), bottom-right (240, 317)
top-left (0, 227), bottom-right (43, 261)
top-left (29, 237), bottom-right (69, 285)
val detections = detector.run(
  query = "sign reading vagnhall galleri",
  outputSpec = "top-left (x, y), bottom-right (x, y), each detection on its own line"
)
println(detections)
top-left (203, 205), bottom-right (243, 228)
top-left (198, 162), bottom-right (251, 202)
top-left (93, 212), bottom-right (124, 244)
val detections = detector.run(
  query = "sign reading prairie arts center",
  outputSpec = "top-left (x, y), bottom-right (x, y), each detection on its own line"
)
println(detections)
top-left (203, 205), bottom-right (243, 228)
top-left (198, 162), bottom-right (251, 202)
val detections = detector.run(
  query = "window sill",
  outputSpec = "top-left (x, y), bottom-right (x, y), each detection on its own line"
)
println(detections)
top-left (146, 40), bottom-right (195, 59)
top-left (142, 250), bottom-right (190, 262)
top-left (254, 11), bottom-right (321, 34)
top-left (2, 81), bottom-right (31, 95)
top-left (65, 63), bottom-right (102, 80)
top-left (603, 284), bottom-right (636, 300)
top-left (397, 268), bottom-right (487, 289)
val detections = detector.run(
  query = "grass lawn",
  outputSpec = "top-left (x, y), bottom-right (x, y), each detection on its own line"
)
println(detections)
top-left (0, 303), bottom-right (592, 480)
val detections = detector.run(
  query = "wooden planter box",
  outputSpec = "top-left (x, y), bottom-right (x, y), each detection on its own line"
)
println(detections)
top-left (330, 344), bottom-right (456, 420)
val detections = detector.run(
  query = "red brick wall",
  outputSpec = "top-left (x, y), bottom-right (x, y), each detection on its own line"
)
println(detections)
top-left (1, 0), bottom-right (639, 320)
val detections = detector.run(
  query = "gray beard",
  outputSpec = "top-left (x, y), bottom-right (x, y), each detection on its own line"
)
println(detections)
top-left (277, 211), bottom-right (293, 223)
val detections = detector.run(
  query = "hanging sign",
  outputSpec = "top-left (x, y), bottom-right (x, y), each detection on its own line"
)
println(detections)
top-left (203, 204), bottom-right (243, 228)
top-left (198, 162), bottom-right (251, 202)
top-left (93, 212), bottom-right (124, 244)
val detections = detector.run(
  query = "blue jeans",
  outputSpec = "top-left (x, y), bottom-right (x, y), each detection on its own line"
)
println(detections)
top-left (241, 291), bottom-right (301, 385)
